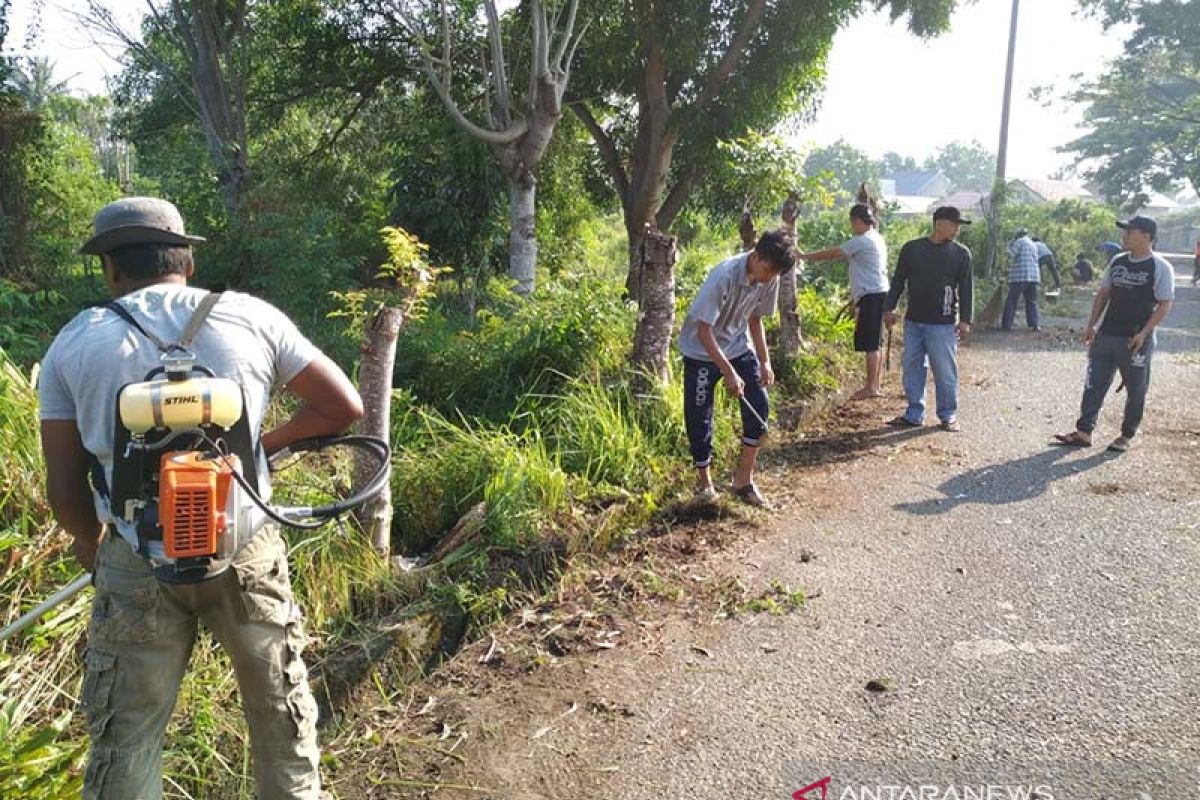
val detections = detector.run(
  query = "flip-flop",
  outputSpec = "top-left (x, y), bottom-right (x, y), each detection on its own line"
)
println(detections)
top-left (886, 415), bottom-right (921, 428)
top-left (1052, 432), bottom-right (1092, 447)
top-left (1107, 436), bottom-right (1131, 453)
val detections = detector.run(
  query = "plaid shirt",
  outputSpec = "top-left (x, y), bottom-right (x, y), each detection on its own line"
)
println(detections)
top-left (1007, 236), bottom-right (1041, 283)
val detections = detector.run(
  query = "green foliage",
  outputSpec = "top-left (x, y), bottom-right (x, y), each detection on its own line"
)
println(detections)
top-left (393, 278), bottom-right (633, 422)
top-left (996, 199), bottom-right (1121, 271)
top-left (23, 117), bottom-right (121, 287)
top-left (881, 151), bottom-right (918, 175)
top-left (0, 347), bottom-right (89, 800)
top-left (923, 140), bottom-right (996, 193)
top-left (774, 287), bottom-right (855, 396)
top-left (386, 91), bottom-right (509, 285)
top-left (0, 702), bottom-right (84, 800)
top-left (571, 0), bottom-right (956, 241)
top-left (803, 139), bottom-right (882, 200)
top-left (329, 225), bottom-right (445, 350)
top-left (708, 130), bottom-right (810, 220)
top-left (0, 282), bottom-right (65, 364)
top-left (541, 376), bottom-right (684, 495)
top-left (390, 410), bottom-right (570, 553)
top-left (735, 579), bottom-right (807, 616)
top-left (1062, 0), bottom-right (1199, 207)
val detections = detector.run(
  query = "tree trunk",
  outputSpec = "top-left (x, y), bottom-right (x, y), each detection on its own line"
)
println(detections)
top-left (355, 306), bottom-right (404, 556)
top-left (739, 208), bottom-right (757, 251)
top-left (630, 224), bottom-right (677, 394)
top-left (508, 174), bottom-right (537, 297)
top-left (777, 196), bottom-right (802, 356)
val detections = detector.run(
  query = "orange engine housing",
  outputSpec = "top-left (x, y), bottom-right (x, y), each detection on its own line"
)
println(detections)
top-left (159, 451), bottom-right (237, 559)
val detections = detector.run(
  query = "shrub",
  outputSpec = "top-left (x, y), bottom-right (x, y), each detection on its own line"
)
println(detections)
top-left (393, 278), bottom-right (633, 422)
top-left (389, 409), bottom-right (569, 554)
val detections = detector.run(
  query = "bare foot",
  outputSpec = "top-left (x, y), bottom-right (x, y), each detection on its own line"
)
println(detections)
top-left (850, 387), bottom-right (882, 401)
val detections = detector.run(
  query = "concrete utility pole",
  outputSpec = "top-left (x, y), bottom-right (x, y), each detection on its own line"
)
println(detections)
top-left (987, 0), bottom-right (1021, 277)
top-left (996, 0), bottom-right (1020, 183)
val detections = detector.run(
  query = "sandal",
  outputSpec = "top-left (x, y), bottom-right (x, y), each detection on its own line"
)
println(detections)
top-left (1107, 436), bottom-right (1131, 453)
top-left (886, 415), bottom-right (921, 428)
top-left (732, 482), bottom-right (772, 510)
top-left (1052, 431), bottom-right (1092, 447)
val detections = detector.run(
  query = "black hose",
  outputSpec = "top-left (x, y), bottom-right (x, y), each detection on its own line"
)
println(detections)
top-left (201, 433), bottom-right (391, 529)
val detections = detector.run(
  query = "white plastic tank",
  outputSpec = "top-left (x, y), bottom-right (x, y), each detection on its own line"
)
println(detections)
top-left (119, 377), bottom-right (244, 433)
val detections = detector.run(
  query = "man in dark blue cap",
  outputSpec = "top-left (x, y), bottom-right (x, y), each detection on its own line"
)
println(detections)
top-left (1054, 216), bottom-right (1175, 453)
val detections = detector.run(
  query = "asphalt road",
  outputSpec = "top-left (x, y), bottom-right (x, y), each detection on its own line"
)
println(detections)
top-left (591, 276), bottom-right (1200, 800)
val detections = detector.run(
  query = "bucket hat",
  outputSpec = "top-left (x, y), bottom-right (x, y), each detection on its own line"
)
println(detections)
top-left (80, 197), bottom-right (206, 255)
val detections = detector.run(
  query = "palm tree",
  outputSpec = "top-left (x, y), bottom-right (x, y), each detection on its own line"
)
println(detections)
top-left (8, 57), bottom-right (71, 110)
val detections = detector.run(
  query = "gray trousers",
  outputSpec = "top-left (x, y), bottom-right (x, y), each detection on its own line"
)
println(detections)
top-left (81, 527), bottom-right (321, 799)
top-left (1076, 333), bottom-right (1154, 439)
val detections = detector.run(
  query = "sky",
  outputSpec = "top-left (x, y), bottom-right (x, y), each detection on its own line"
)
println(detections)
top-left (795, 0), bottom-right (1126, 181)
top-left (5, 0), bottom-right (1127, 182)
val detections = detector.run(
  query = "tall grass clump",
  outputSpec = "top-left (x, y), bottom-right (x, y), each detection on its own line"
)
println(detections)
top-left (0, 348), bottom-right (89, 800)
top-left (393, 278), bottom-right (633, 422)
top-left (388, 407), bottom-right (570, 555)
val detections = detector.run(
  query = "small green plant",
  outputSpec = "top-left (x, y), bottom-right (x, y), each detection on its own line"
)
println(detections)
top-left (328, 225), bottom-right (447, 345)
top-left (737, 580), bottom-right (807, 616)
top-left (0, 699), bottom-right (84, 800)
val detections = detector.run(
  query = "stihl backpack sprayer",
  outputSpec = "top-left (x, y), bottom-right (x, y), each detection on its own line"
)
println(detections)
top-left (1, 294), bottom-right (389, 640)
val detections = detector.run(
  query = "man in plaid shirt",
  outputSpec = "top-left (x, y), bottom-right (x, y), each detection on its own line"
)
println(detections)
top-left (1002, 228), bottom-right (1041, 330)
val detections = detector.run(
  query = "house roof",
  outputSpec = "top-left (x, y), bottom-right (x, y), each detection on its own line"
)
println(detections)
top-left (887, 195), bottom-right (941, 215)
top-left (1172, 187), bottom-right (1200, 207)
top-left (1012, 179), bottom-right (1095, 203)
top-left (1137, 192), bottom-right (1180, 212)
top-left (934, 190), bottom-right (988, 213)
top-left (886, 170), bottom-right (946, 196)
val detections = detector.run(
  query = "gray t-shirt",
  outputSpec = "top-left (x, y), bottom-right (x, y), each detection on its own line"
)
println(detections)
top-left (678, 253), bottom-right (779, 362)
top-left (38, 284), bottom-right (319, 550)
top-left (841, 228), bottom-right (889, 301)
top-left (1099, 252), bottom-right (1175, 298)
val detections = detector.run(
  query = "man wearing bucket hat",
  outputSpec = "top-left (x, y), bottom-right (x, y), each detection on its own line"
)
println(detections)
top-left (1054, 216), bottom-right (1175, 453)
top-left (38, 197), bottom-right (363, 798)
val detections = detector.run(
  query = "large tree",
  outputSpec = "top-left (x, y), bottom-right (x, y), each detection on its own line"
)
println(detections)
top-left (880, 150), bottom-right (918, 175)
top-left (1063, 0), bottom-right (1200, 207)
top-left (568, 0), bottom-right (956, 300)
top-left (86, 0), bottom-right (254, 217)
top-left (803, 138), bottom-right (881, 200)
top-left (924, 140), bottom-right (995, 193)
top-left (353, 0), bottom-right (586, 297)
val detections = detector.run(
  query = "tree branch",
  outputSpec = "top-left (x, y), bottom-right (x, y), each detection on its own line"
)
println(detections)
top-left (550, 0), bottom-right (580, 69)
top-left (484, 0), bottom-right (511, 126)
top-left (656, 162), bottom-right (701, 230)
top-left (571, 101), bottom-right (629, 198)
top-left (691, 0), bottom-right (769, 111)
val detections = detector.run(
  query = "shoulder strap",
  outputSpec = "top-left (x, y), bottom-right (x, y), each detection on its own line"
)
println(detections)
top-left (106, 292), bottom-right (222, 354)
top-left (180, 292), bottom-right (222, 348)
top-left (105, 301), bottom-right (179, 354)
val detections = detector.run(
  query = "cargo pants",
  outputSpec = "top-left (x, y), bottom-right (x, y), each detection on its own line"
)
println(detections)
top-left (81, 526), bottom-right (321, 799)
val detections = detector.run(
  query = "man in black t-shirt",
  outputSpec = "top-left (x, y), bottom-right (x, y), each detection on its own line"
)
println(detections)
top-left (884, 206), bottom-right (974, 432)
top-left (1054, 216), bottom-right (1175, 453)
